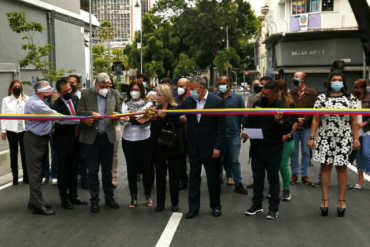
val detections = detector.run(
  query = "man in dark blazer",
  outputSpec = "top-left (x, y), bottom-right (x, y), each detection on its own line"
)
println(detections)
top-left (77, 72), bottom-right (122, 213)
top-left (53, 79), bottom-right (88, 209)
top-left (175, 76), bottom-right (226, 219)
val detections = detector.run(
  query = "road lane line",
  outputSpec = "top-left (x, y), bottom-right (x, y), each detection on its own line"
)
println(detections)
top-left (347, 163), bottom-right (370, 182)
top-left (0, 178), bottom-right (23, 190)
top-left (156, 213), bottom-right (182, 247)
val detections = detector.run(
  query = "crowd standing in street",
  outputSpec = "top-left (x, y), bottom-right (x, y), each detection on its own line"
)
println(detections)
top-left (0, 70), bottom-right (367, 220)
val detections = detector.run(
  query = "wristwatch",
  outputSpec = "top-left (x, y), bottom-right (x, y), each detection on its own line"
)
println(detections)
top-left (309, 136), bottom-right (315, 140)
top-left (354, 139), bottom-right (359, 142)
top-left (287, 134), bottom-right (292, 138)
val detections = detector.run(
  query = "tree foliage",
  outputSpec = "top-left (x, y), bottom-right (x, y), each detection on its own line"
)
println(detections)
top-left (6, 11), bottom-right (75, 82)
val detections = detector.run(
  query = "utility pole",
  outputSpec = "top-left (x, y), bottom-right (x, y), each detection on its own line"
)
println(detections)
top-left (89, 0), bottom-right (93, 87)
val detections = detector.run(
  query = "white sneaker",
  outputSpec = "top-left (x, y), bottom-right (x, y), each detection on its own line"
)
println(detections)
top-left (42, 178), bottom-right (48, 185)
top-left (52, 179), bottom-right (58, 186)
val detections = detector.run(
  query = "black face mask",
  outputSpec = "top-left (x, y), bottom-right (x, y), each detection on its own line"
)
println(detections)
top-left (70, 84), bottom-right (77, 94)
top-left (293, 78), bottom-right (301, 87)
top-left (62, 93), bottom-right (72, 100)
top-left (261, 96), bottom-right (270, 106)
top-left (13, 88), bottom-right (21, 96)
top-left (254, 85), bottom-right (262, 93)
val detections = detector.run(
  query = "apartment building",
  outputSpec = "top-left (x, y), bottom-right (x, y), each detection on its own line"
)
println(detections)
top-left (257, 0), bottom-right (370, 91)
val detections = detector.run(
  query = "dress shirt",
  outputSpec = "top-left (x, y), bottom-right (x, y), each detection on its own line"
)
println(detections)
top-left (97, 93), bottom-right (106, 134)
top-left (195, 91), bottom-right (209, 122)
top-left (74, 90), bottom-right (81, 99)
top-left (217, 91), bottom-right (245, 137)
top-left (25, 95), bottom-right (78, 136)
top-left (121, 101), bottom-right (152, 141)
top-left (1, 94), bottom-right (29, 133)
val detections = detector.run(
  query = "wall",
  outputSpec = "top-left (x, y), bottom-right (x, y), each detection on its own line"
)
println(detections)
top-left (41, 0), bottom-right (80, 14)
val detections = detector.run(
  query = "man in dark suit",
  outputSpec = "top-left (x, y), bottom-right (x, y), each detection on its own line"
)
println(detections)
top-left (77, 72), bottom-right (122, 213)
top-left (53, 79), bottom-right (88, 209)
top-left (175, 76), bottom-right (226, 219)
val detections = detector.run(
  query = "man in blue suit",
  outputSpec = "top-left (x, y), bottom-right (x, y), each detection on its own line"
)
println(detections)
top-left (174, 76), bottom-right (226, 219)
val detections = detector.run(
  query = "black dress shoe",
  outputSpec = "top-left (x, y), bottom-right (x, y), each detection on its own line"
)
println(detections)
top-left (61, 201), bottom-right (74, 210)
top-left (81, 181), bottom-right (88, 190)
top-left (105, 199), bottom-right (119, 209)
top-left (91, 203), bottom-right (99, 213)
top-left (186, 211), bottom-right (199, 219)
top-left (212, 209), bottom-right (222, 217)
top-left (70, 197), bottom-right (88, 205)
top-left (33, 207), bottom-right (56, 216)
top-left (171, 205), bottom-right (179, 212)
top-left (155, 205), bottom-right (165, 212)
top-left (28, 203), bottom-right (52, 210)
top-left (179, 182), bottom-right (188, 190)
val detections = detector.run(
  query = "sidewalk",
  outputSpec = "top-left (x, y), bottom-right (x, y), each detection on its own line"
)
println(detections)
top-left (0, 168), bottom-right (23, 186)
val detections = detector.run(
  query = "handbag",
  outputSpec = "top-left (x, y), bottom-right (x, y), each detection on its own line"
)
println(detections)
top-left (157, 121), bottom-right (177, 148)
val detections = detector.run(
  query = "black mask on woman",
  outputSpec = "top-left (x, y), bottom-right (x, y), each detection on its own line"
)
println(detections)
top-left (12, 88), bottom-right (21, 96)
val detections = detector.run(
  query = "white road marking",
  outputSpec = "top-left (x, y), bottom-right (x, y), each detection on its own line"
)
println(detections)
top-left (0, 178), bottom-right (23, 190)
top-left (347, 163), bottom-right (370, 182)
top-left (156, 213), bottom-right (183, 247)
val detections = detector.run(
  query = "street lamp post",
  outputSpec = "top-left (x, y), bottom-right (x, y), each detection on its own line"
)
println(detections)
top-left (221, 25), bottom-right (229, 76)
top-left (89, 0), bottom-right (93, 87)
top-left (135, 0), bottom-right (143, 74)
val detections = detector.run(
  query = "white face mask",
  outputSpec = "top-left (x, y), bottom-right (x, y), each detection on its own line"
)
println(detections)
top-left (98, 88), bottom-right (109, 97)
top-left (130, 90), bottom-right (140, 99)
top-left (178, 87), bottom-right (185, 96)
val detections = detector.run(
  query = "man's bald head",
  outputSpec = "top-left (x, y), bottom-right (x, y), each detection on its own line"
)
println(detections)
top-left (253, 80), bottom-right (260, 85)
top-left (177, 78), bottom-right (190, 87)
top-left (218, 76), bottom-right (231, 84)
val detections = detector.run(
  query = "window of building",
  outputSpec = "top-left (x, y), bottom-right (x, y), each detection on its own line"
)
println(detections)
top-left (322, 0), bottom-right (333, 11)
top-left (292, 0), bottom-right (333, 15)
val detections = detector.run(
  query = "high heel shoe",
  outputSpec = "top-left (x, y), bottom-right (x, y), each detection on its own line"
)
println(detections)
top-left (129, 196), bottom-right (138, 209)
top-left (320, 199), bottom-right (329, 216)
top-left (337, 200), bottom-right (346, 217)
top-left (355, 180), bottom-right (366, 189)
top-left (146, 196), bottom-right (154, 207)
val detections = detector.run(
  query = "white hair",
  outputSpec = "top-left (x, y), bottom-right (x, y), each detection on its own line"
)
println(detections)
top-left (147, 91), bottom-right (157, 98)
top-left (34, 80), bottom-right (50, 91)
top-left (95, 73), bottom-right (110, 84)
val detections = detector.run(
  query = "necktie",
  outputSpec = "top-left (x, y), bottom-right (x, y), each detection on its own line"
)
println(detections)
top-left (68, 100), bottom-right (80, 136)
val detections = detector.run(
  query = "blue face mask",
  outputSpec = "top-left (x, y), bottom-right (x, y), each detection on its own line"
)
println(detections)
top-left (331, 81), bottom-right (344, 92)
top-left (218, 84), bottom-right (228, 94)
top-left (142, 82), bottom-right (146, 88)
top-left (190, 88), bottom-right (200, 101)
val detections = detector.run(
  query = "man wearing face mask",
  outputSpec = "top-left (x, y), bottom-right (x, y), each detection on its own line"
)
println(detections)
top-left (242, 81), bottom-right (292, 219)
top-left (289, 72), bottom-right (317, 185)
top-left (162, 78), bottom-right (178, 97)
top-left (24, 81), bottom-right (80, 216)
top-left (216, 76), bottom-right (248, 194)
top-left (173, 76), bottom-right (226, 219)
top-left (53, 79), bottom-right (89, 210)
top-left (247, 76), bottom-right (272, 108)
top-left (77, 72), bottom-right (122, 213)
top-left (174, 78), bottom-right (191, 190)
top-left (68, 75), bottom-right (81, 99)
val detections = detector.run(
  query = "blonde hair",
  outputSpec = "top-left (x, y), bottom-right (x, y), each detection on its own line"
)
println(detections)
top-left (156, 84), bottom-right (177, 107)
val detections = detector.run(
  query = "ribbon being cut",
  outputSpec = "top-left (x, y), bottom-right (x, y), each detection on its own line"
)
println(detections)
top-left (0, 107), bottom-right (370, 121)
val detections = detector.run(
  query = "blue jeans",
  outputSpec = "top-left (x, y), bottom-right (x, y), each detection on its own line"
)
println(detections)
top-left (356, 135), bottom-right (370, 174)
top-left (251, 150), bottom-right (282, 211)
top-left (43, 134), bottom-right (58, 179)
top-left (83, 133), bottom-right (114, 203)
top-left (220, 136), bottom-right (242, 187)
top-left (291, 128), bottom-right (311, 177)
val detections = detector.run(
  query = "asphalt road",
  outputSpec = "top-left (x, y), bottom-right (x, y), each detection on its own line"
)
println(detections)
top-left (0, 139), bottom-right (370, 247)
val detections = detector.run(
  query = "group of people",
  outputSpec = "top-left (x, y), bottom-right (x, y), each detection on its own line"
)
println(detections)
top-left (1, 70), bottom-right (369, 220)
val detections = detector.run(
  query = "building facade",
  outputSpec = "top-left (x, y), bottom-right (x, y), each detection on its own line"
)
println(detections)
top-left (257, 0), bottom-right (370, 91)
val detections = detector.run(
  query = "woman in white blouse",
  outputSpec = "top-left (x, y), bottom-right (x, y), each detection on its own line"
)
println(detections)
top-left (1, 80), bottom-right (29, 185)
top-left (120, 80), bottom-right (153, 208)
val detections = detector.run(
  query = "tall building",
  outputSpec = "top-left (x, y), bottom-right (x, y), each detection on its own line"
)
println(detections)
top-left (130, 0), bottom-right (152, 41)
top-left (91, 0), bottom-right (131, 42)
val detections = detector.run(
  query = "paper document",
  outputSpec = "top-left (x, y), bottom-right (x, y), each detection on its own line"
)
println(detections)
top-left (243, 128), bottom-right (264, 139)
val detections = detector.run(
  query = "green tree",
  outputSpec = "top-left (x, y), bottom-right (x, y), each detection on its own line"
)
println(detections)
top-left (97, 20), bottom-right (114, 58)
top-left (6, 11), bottom-right (75, 83)
top-left (144, 60), bottom-right (165, 78)
top-left (153, 0), bottom-right (260, 81)
top-left (213, 48), bottom-right (241, 75)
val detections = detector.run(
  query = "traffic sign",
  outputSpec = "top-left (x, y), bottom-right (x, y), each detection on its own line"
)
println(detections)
top-left (244, 71), bottom-right (249, 76)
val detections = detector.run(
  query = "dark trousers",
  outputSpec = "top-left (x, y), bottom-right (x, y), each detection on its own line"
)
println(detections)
top-left (251, 150), bottom-right (283, 211)
top-left (24, 132), bottom-right (49, 208)
top-left (188, 152), bottom-right (221, 212)
top-left (82, 133), bottom-right (114, 203)
top-left (122, 138), bottom-right (151, 197)
top-left (179, 153), bottom-right (188, 184)
top-left (79, 143), bottom-right (87, 182)
top-left (55, 139), bottom-right (80, 202)
top-left (6, 131), bottom-right (27, 181)
top-left (155, 155), bottom-right (181, 206)
top-left (43, 134), bottom-right (58, 179)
